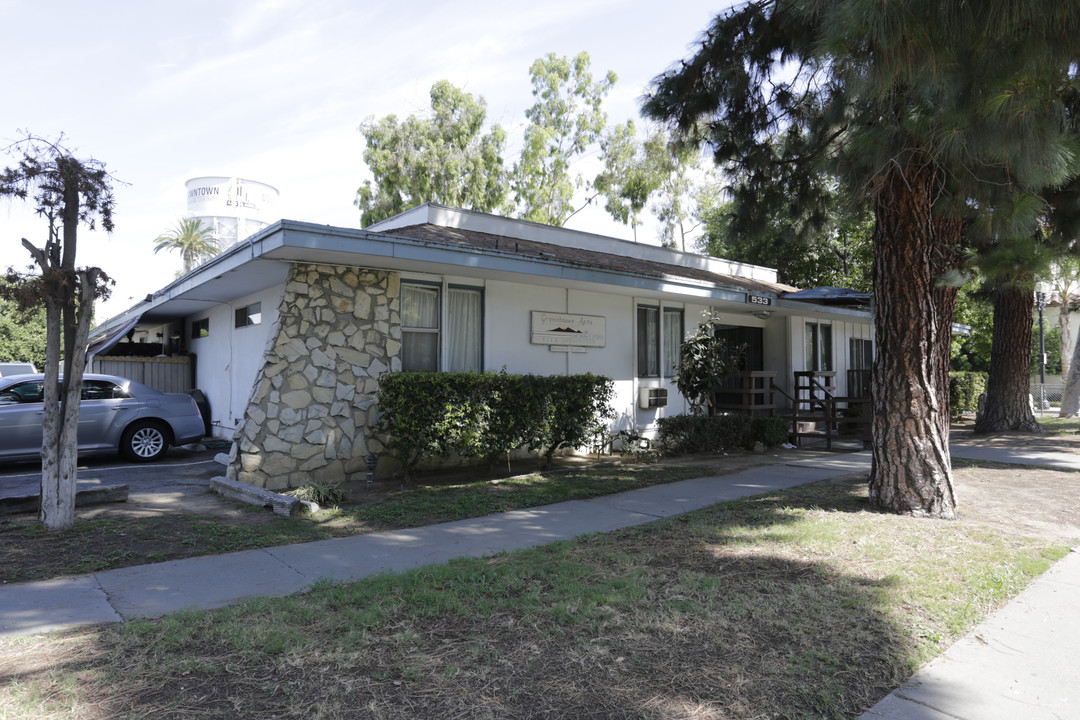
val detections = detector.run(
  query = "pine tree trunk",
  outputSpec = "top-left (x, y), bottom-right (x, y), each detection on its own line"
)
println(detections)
top-left (867, 167), bottom-right (957, 518)
top-left (975, 282), bottom-right (1040, 432)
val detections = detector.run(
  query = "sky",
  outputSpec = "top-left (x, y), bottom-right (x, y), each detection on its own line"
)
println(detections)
top-left (0, 0), bottom-right (724, 321)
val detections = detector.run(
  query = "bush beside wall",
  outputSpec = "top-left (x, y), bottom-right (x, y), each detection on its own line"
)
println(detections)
top-left (375, 371), bottom-right (614, 475)
top-left (949, 371), bottom-right (988, 419)
top-left (658, 413), bottom-right (792, 454)
top-left (750, 416), bottom-right (792, 448)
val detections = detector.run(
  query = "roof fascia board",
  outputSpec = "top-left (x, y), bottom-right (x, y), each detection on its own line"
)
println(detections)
top-left (90, 222), bottom-right (290, 340)
top-left (772, 298), bottom-right (872, 319)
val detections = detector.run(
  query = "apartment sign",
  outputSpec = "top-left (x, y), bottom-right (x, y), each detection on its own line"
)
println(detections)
top-left (531, 311), bottom-right (606, 347)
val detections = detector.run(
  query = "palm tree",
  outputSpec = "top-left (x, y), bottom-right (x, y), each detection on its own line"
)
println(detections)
top-left (153, 218), bottom-right (219, 275)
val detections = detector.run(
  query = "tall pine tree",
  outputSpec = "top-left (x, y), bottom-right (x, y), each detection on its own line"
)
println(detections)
top-left (644, 0), bottom-right (1080, 517)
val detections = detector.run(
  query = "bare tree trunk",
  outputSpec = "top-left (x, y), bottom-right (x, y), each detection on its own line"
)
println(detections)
top-left (1059, 303), bottom-right (1072, 381)
top-left (868, 166), bottom-right (957, 518)
top-left (1061, 326), bottom-right (1080, 416)
top-left (974, 282), bottom-right (1040, 433)
top-left (33, 174), bottom-right (101, 532)
top-left (38, 293), bottom-right (72, 530)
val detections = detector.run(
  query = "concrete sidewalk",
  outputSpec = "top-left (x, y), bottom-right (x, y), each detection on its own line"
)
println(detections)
top-left (950, 442), bottom-right (1080, 471)
top-left (1, 444), bottom-right (1077, 718)
top-left (861, 442), bottom-right (1080, 720)
top-left (0, 452), bottom-right (871, 638)
top-left (859, 548), bottom-right (1080, 720)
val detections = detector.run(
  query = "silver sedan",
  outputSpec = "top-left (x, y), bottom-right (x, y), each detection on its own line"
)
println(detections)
top-left (0, 373), bottom-right (206, 463)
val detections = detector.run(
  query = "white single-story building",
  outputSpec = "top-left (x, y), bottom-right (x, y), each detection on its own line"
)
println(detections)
top-left (88, 204), bottom-right (874, 488)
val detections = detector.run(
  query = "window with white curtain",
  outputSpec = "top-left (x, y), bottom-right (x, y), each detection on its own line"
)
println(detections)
top-left (805, 322), bottom-right (834, 371)
top-left (401, 282), bottom-right (482, 372)
top-left (663, 308), bottom-right (683, 377)
top-left (638, 305), bottom-right (683, 378)
top-left (448, 287), bottom-right (482, 371)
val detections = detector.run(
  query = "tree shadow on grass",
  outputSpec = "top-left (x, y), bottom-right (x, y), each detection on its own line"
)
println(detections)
top-left (0, 476), bottom-right (944, 719)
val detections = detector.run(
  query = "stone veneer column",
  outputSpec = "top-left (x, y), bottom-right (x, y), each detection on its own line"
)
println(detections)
top-left (227, 264), bottom-right (401, 489)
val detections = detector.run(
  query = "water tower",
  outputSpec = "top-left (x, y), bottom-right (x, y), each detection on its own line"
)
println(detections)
top-left (185, 177), bottom-right (279, 250)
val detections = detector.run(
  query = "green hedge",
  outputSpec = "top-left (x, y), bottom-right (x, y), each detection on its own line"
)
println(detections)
top-left (657, 413), bottom-right (792, 454)
top-left (948, 371), bottom-right (987, 419)
top-left (750, 416), bottom-right (792, 447)
top-left (375, 371), bottom-right (614, 475)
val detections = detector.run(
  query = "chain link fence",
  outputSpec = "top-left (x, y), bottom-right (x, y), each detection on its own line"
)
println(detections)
top-left (1030, 382), bottom-right (1064, 416)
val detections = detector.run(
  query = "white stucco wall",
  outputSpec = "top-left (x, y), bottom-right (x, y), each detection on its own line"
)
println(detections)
top-left (182, 263), bottom-right (874, 449)
top-left (483, 280), bottom-right (572, 376)
top-left (189, 284), bottom-right (284, 437)
top-left (787, 315), bottom-right (874, 397)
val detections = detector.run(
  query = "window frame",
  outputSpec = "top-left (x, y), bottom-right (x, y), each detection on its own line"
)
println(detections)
top-left (637, 304), bottom-right (660, 378)
top-left (805, 321), bottom-right (834, 372)
top-left (849, 337), bottom-right (873, 370)
top-left (662, 307), bottom-right (684, 379)
top-left (638, 304), bottom-right (684, 379)
top-left (400, 280), bottom-right (484, 372)
top-left (234, 302), bottom-right (262, 329)
top-left (191, 317), bottom-right (210, 339)
top-left (447, 284), bottom-right (484, 372)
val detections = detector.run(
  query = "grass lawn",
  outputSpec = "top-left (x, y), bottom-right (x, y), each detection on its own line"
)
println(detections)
top-left (1, 473), bottom-right (1070, 720)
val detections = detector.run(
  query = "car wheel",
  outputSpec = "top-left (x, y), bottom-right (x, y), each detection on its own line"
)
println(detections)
top-left (121, 420), bottom-right (170, 462)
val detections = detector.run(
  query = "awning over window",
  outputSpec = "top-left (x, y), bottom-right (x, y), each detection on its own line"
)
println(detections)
top-left (86, 314), bottom-right (142, 362)
top-left (782, 286), bottom-right (872, 305)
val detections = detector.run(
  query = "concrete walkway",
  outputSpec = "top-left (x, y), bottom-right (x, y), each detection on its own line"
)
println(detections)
top-left (1, 444), bottom-right (1077, 718)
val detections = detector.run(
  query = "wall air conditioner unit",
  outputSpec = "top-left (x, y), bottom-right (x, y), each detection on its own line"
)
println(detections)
top-left (639, 387), bottom-right (668, 409)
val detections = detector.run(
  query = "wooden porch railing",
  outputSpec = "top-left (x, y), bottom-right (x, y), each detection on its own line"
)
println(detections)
top-left (772, 370), bottom-right (871, 449)
top-left (713, 371), bottom-right (777, 415)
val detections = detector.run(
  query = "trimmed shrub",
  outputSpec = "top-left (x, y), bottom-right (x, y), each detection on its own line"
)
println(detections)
top-left (949, 371), bottom-right (988, 419)
top-left (749, 416), bottom-right (791, 448)
top-left (375, 371), bottom-right (614, 476)
top-left (657, 413), bottom-right (751, 454)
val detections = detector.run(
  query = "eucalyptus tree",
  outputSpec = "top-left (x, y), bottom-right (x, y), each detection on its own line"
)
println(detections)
top-left (652, 140), bottom-right (708, 252)
top-left (153, 218), bottom-right (219, 275)
top-left (593, 121), bottom-right (663, 241)
top-left (1048, 257), bottom-right (1080, 380)
top-left (644, 0), bottom-right (1080, 517)
top-left (0, 135), bottom-right (116, 531)
top-left (356, 80), bottom-right (508, 226)
top-left (511, 51), bottom-right (616, 226)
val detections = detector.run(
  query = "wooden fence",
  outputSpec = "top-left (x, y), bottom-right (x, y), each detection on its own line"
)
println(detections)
top-left (89, 356), bottom-right (195, 394)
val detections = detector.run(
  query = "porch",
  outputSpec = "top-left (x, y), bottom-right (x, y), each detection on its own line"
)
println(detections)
top-left (718, 370), bottom-right (872, 449)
